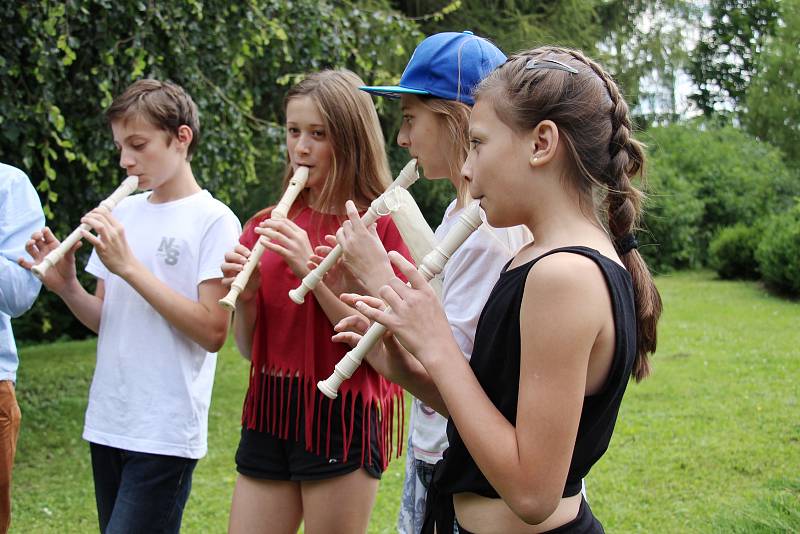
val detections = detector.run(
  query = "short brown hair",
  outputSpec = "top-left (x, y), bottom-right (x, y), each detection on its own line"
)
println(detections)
top-left (105, 79), bottom-right (200, 160)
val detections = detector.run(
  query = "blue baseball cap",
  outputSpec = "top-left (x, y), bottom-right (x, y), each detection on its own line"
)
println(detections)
top-left (360, 31), bottom-right (506, 106)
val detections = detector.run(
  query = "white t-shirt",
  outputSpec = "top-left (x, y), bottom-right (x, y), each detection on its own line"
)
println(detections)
top-left (84, 190), bottom-right (241, 459)
top-left (411, 200), bottom-right (530, 464)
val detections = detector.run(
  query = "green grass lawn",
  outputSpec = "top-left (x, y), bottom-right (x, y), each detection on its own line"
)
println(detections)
top-left (9, 271), bottom-right (800, 533)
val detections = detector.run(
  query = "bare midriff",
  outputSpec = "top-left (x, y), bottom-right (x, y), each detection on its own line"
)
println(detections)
top-left (453, 492), bottom-right (582, 533)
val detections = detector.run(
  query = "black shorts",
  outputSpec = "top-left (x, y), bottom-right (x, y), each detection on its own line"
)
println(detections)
top-left (235, 378), bottom-right (383, 481)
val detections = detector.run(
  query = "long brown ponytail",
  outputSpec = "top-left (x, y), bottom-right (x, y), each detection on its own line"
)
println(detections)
top-left (475, 47), bottom-right (662, 381)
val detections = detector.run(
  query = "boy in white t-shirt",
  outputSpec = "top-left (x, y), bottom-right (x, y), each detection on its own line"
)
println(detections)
top-left (21, 79), bottom-right (241, 533)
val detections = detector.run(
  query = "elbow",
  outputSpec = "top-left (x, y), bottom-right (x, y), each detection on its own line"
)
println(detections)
top-left (202, 325), bottom-right (229, 353)
top-left (4, 285), bottom-right (41, 319)
top-left (508, 493), bottom-right (560, 526)
top-left (204, 333), bottom-right (227, 353)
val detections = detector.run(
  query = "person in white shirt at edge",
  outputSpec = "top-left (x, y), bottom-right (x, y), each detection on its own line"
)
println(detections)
top-left (1, 163), bottom-right (45, 534)
top-left (20, 80), bottom-right (241, 534)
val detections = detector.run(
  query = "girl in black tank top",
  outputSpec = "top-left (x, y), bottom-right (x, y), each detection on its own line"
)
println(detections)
top-left (346, 47), bottom-right (662, 533)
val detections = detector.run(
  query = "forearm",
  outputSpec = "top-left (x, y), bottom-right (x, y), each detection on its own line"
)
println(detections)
top-left (369, 340), bottom-right (449, 416)
top-left (121, 261), bottom-right (227, 352)
top-left (56, 279), bottom-right (103, 333)
top-left (313, 282), bottom-right (360, 325)
top-left (233, 297), bottom-right (257, 360)
top-left (425, 350), bottom-right (533, 508)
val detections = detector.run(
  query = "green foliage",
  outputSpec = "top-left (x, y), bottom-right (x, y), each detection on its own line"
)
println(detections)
top-left (640, 122), bottom-right (799, 269)
top-left (689, 0), bottom-right (781, 114)
top-left (392, 0), bottom-right (606, 55)
top-left (638, 164), bottom-right (705, 272)
top-left (755, 200), bottom-right (800, 295)
top-left (709, 222), bottom-right (765, 280)
top-left (1, 0), bottom-right (421, 341)
top-left (744, 0), bottom-right (800, 168)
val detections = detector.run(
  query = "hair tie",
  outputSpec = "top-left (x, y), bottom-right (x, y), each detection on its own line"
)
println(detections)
top-left (617, 233), bottom-right (638, 255)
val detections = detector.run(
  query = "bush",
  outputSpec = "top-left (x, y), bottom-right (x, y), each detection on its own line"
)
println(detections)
top-left (641, 122), bottom-right (800, 268)
top-left (709, 222), bottom-right (765, 280)
top-left (639, 166), bottom-right (705, 272)
top-left (755, 201), bottom-right (800, 295)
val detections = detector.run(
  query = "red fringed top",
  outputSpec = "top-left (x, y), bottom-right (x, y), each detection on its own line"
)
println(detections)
top-left (240, 205), bottom-right (410, 469)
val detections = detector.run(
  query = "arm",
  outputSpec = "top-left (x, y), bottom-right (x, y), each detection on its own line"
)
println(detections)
top-left (356, 252), bottom-right (609, 523)
top-left (80, 209), bottom-right (231, 352)
top-left (21, 227), bottom-right (104, 333)
top-left (221, 243), bottom-right (260, 359)
top-left (0, 169), bottom-right (45, 317)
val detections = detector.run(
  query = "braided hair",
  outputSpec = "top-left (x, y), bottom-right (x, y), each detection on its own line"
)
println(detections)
top-left (474, 47), bottom-right (662, 381)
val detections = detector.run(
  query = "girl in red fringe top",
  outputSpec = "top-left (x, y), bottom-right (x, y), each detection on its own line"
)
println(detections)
top-left (221, 70), bottom-right (411, 534)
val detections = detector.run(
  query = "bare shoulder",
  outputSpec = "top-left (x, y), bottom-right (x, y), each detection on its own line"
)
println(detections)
top-left (524, 251), bottom-right (607, 298)
top-left (520, 251), bottom-right (611, 333)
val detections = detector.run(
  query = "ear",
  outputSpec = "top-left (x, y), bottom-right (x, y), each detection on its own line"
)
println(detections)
top-left (528, 120), bottom-right (559, 168)
top-left (175, 125), bottom-right (193, 151)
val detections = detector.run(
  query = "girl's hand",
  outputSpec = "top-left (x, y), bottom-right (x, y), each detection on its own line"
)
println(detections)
top-left (221, 243), bottom-right (261, 302)
top-left (310, 236), bottom-right (367, 296)
top-left (79, 208), bottom-right (136, 277)
top-left (331, 296), bottom-right (382, 347)
top-left (335, 200), bottom-right (395, 293)
top-left (335, 292), bottom-right (428, 383)
top-left (20, 227), bottom-right (80, 295)
top-left (257, 218), bottom-right (313, 279)
top-left (348, 251), bottom-right (453, 368)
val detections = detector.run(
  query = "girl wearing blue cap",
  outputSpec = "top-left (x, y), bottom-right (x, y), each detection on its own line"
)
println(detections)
top-left (347, 47), bottom-right (662, 533)
top-left (319, 31), bottom-right (529, 533)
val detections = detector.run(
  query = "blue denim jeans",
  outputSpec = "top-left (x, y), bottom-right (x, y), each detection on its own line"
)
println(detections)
top-left (89, 442), bottom-right (197, 534)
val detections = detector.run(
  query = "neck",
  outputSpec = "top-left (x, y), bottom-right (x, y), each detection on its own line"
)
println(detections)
top-left (149, 162), bottom-right (200, 204)
top-left (523, 184), bottom-right (607, 253)
top-left (448, 171), bottom-right (467, 210)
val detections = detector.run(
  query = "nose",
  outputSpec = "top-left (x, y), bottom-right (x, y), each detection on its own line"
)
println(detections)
top-left (294, 133), bottom-right (312, 157)
top-left (119, 148), bottom-right (135, 170)
top-left (461, 153), bottom-right (473, 183)
top-left (396, 123), bottom-right (410, 148)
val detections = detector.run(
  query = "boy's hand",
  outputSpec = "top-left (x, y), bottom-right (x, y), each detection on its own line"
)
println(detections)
top-left (20, 227), bottom-right (81, 295)
top-left (256, 218), bottom-right (314, 279)
top-left (79, 208), bottom-right (136, 277)
top-left (221, 244), bottom-right (261, 302)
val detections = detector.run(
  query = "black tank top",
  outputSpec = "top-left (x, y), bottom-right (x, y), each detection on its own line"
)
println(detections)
top-left (422, 246), bottom-right (637, 533)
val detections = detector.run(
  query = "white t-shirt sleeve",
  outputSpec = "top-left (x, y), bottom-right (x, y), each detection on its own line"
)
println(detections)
top-left (86, 248), bottom-right (108, 281)
top-left (441, 226), bottom-right (511, 361)
top-left (197, 211), bottom-right (242, 284)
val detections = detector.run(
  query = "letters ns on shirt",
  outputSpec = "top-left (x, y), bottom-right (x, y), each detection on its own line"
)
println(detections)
top-left (157, 237), bottom-right (180, 265)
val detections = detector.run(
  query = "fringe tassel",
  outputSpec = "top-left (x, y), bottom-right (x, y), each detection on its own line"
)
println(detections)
top-left (242, 367), bottom-right (405, 470)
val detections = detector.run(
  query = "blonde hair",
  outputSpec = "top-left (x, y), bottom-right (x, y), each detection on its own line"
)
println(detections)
top-left (283, 70), bottom-right (391, 214)
top-left (416, 97), bottom-right (472, 207)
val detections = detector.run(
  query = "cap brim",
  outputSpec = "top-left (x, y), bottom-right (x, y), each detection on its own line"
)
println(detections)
top-left (359, 85), bottom-right (430, 98)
